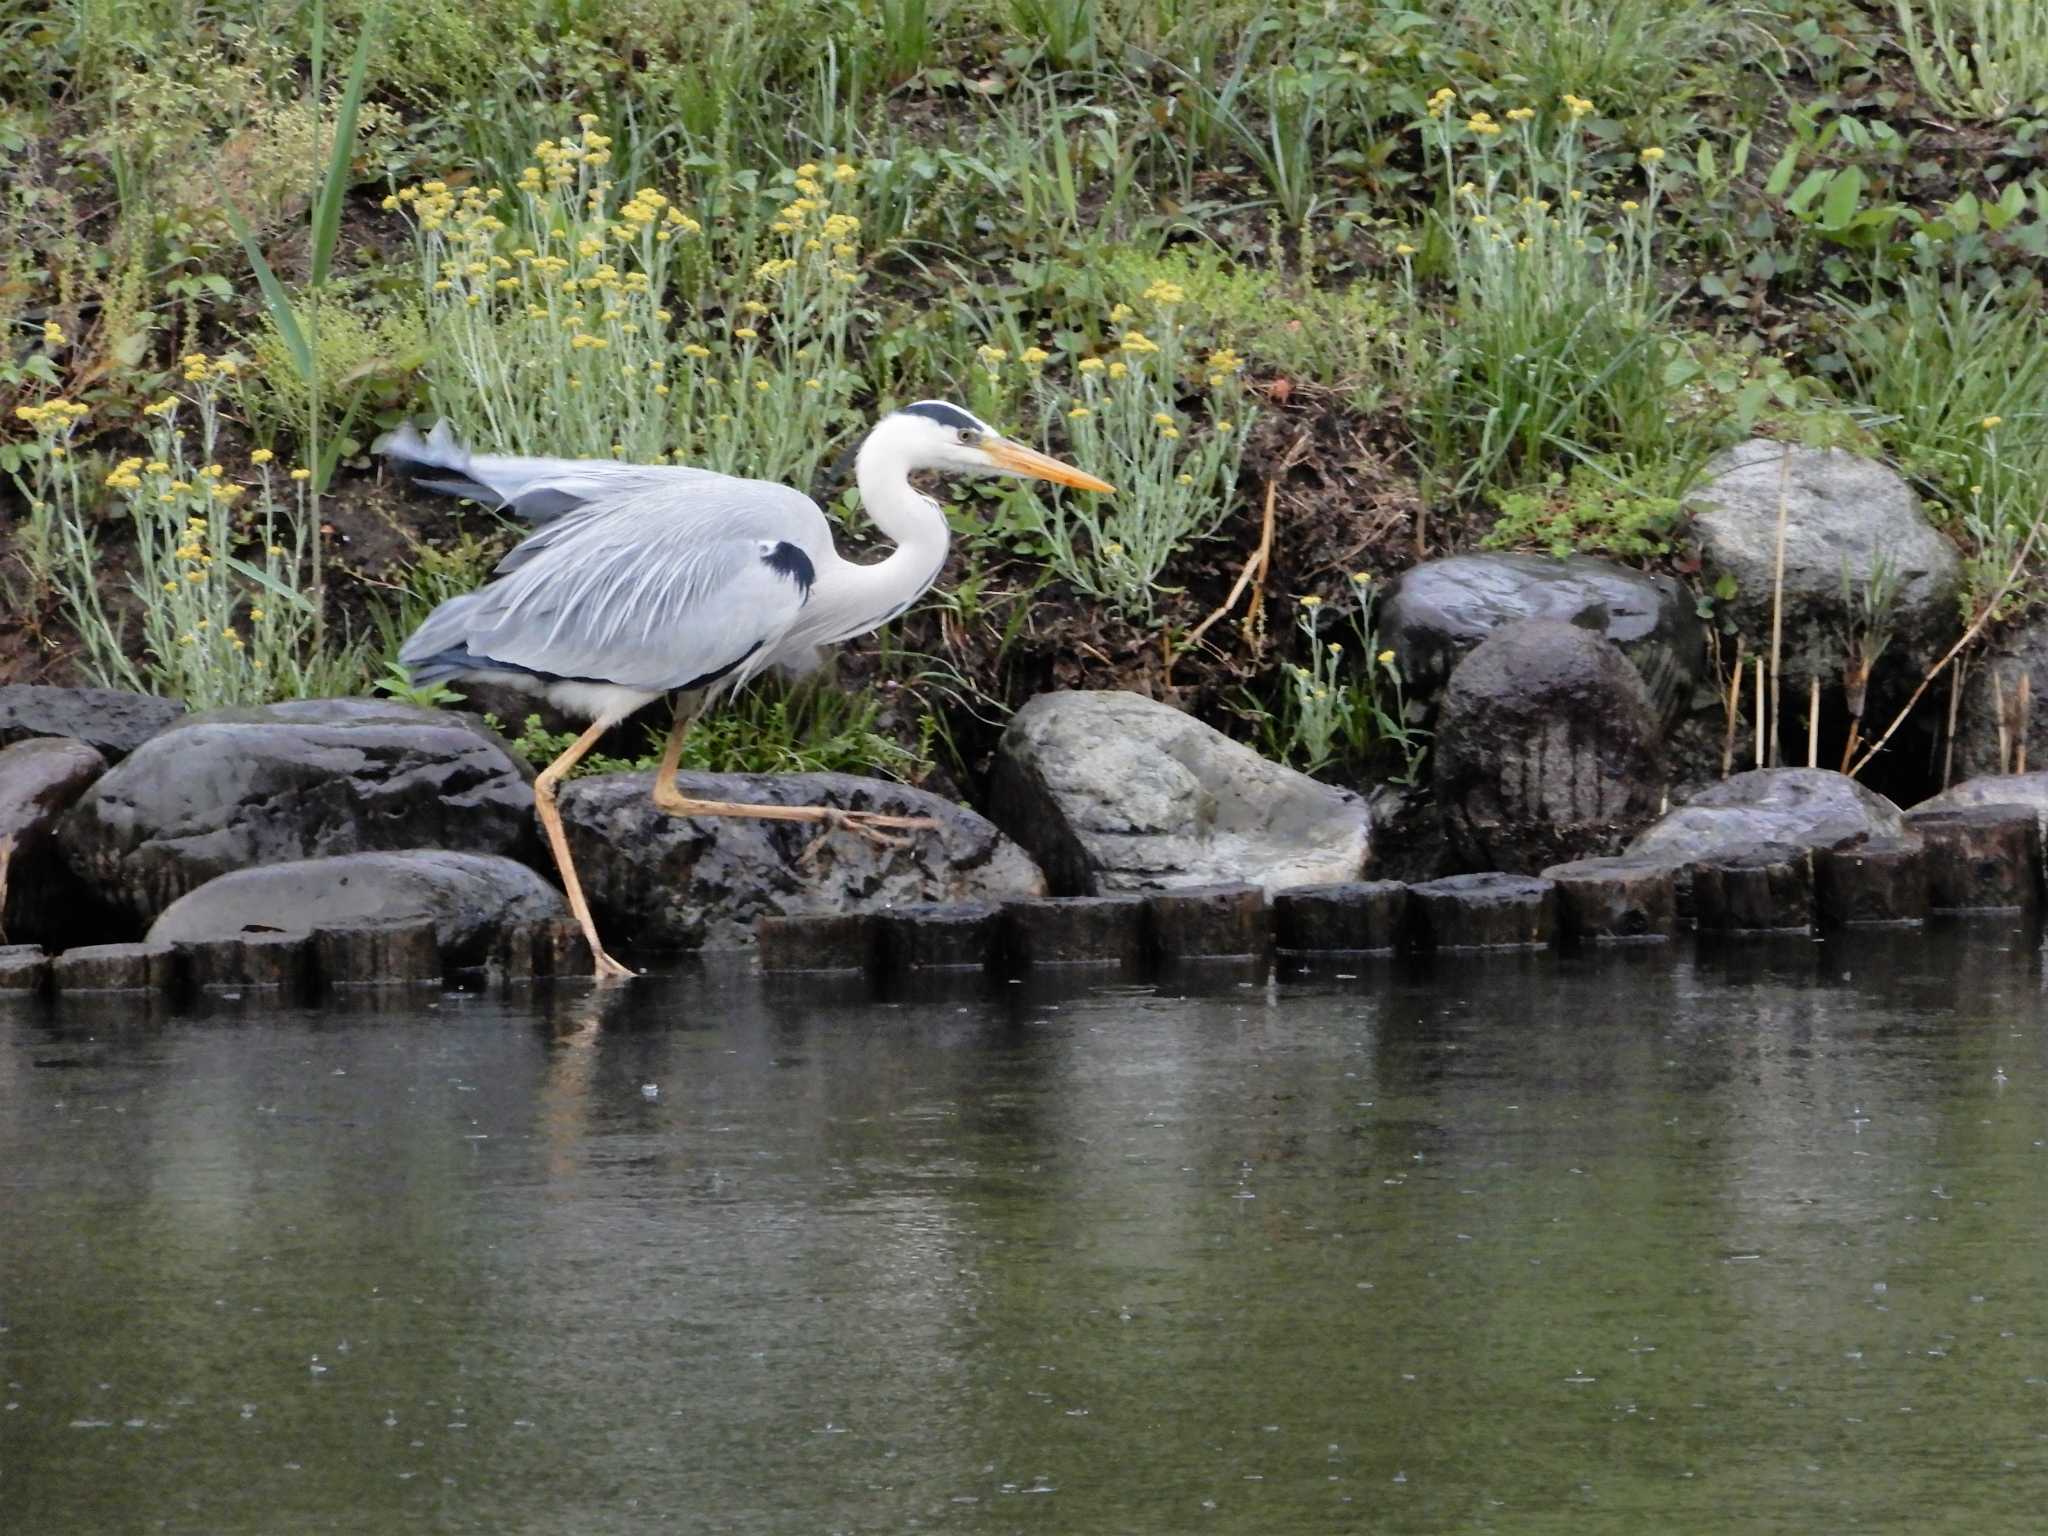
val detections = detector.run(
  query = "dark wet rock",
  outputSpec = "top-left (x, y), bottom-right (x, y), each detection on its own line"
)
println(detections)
top-left (1271, 881), bottom-right (1409, 952)
top-left (1953, 621), bottom-right (2048, 781)
top-left (1815, 838), bottom-right (1928, 926)
top-left (990, 691), bottom-right (1371, 895)
top-left (1691, 842), bottom-right (1813, 932)
top-left (1541, 854), bottom-right (1680, 942)
top-left (177, 933), bottom-right (313, 994)
top-left (1003, 895), bottom-right (1148, 968)
top-left (757, 912), bottom-right (878, 973)
top-left (52, 941), bottom-right (176, 993)
top-left (1144, 883), bottom-right (1268, 960)
top-left (1407, 872), bottom-right (1558, 949)
top-left (0, 736), bottom-right (109, 946)
top-left (1684, 440), bottom-right (1962, 681)
top-left (558, 771), bottom-right (1043, 951)
top-left (58, 699), bottom-right (537, 928)
top-left (148, 850), bottom-right (566, 967)
top-left (1631, 769), bottom-right (1904, 862)
top-left (1434, 620), bottom-right (1666, 874)
top-left (0, 685), bottom-right (186, 762)
top-left (1379, 553), bottom-right (1703, 724)
top-left (880, 903), bottom-right (1003, 972)
top-left (1903, 806), bottom-right (2040, 911)
top-left (314, 919), bottom-right (443, 986)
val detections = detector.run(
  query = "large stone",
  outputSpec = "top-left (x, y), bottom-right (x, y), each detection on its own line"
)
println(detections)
top-left (990, 690), bottom-right (1370, 894)
top-left (148, 850), bottom-right (565, 967)
top-left (1378, 553), bottom-right (1703, 723)
top-left (1433, 620), bottom-right (1665, 873)
top-left (1684, 440), bottom-right (1962, 682)
top-left (1631, 769), bottom-right (1905, 863)
top-left (58, 699), bottom-right (536, 928)
top-left (557, 770), bottom-right (1044, 950)
top-left (0, 685), bottom-right (186, 762)
top-left (1914, 771), bottom-right (2048, 838)
top-left (0, 737), bottom-right (108, 946)
top-left (1953, 620), bottom-right (2048, 781)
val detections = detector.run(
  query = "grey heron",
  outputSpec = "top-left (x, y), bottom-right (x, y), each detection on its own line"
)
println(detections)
top-left (381, 402), bottom-right (1113, 980)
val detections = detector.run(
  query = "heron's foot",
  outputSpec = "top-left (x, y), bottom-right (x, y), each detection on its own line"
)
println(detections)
top-left (591, 948), bottom-right (637, 983)
top-left (799, 808), bottom-right (939, 868)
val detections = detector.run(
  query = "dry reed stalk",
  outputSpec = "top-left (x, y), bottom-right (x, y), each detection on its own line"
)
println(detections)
top-left (1854, 527), bottom-right (2048, 779)
top-left (1754, 656), bottom-right (1766, 769)
top-left (1720, 632), bottom-right (1746, 779)
top-left (1807, 676), bottom-right (1820, 768)
top-left (2018, 669), bottom-right (2031, 775)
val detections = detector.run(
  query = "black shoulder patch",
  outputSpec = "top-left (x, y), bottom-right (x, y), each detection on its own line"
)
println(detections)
top-left (763, 540), bottom-right (815, 592)
top-left (900, 400), bottom-right (983, 433)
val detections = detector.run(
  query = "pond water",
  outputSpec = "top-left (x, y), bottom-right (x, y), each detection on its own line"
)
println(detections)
top-left (4, 926), bottom-right (2047, 1534)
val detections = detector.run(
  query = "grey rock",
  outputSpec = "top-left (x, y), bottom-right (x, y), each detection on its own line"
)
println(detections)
top-left (1684, 439), bottom-right (1962, 681)
top-left (557, 770), bottom-right (1044, 950)
top-left (1433, 620), bottom-right (1665, 873)
top-left (1379, 553), bottom-right (1703, 723)
top-left (149, 850), bottom-right (566, 966)
top-left (1631, 768), bottom-right (1905, 862)
top-left (0, 736), bottom-right (108, 946)
top-left (1915, 771), bottom-right (2048, 840)
top-left (990, 690), bottom-right (1371, 894)
top-left (0, 685), bottom-right (186, 762)
top-left (1953, 620), bottom-right (2048, 781)
top-left (58, 699), bottom-right (536, 928)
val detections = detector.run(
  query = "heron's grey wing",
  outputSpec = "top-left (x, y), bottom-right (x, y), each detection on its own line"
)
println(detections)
top-left (376, 419), bottom-right (834, 535)
top-left (434, 484), bottom-right (824, 691)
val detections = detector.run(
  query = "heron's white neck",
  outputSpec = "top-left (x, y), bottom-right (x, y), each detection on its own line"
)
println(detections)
top-left (816, 423), bottom-right (953, 640)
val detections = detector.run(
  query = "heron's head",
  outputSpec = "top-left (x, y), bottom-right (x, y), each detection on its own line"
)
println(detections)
top-left (877, 400), bottom-right (1115, 493)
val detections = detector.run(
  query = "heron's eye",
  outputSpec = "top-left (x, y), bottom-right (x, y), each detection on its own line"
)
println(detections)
top-left (957, 428), bottom-right (978, 445)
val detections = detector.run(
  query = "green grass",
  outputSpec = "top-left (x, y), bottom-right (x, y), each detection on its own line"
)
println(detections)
top-left (7, 0), bottom-right (2048, 786)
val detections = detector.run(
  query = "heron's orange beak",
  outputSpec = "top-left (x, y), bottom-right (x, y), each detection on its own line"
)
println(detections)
top-left (984, 438), bottom-right (1115, 494)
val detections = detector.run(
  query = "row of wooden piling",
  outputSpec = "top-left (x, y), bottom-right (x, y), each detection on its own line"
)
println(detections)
top-left (759, 804), bottom-right (2045, 975)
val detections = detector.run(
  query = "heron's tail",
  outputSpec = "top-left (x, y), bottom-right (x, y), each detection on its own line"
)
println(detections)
top-left (397, 588), bottom-right (492, 685)
top-left (374, 419), bottom-right (613, 523)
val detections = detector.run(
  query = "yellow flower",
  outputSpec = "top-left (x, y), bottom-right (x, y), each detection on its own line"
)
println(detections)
top-left (1068, 406), bottom-right (1091, 419)
top-left (1077, 357), bottom-right (1105, 374)
top-left (1107, 361), bottom-right (1128, 380)
top-left (1982, 415), bottom-right (2003, 430)
top-left (1620, 199), bottom-right (1640, 213)
top-left (250, 448), bottom-right (274, 465)
top-left (43, 321), bottom-right (66, 345)
top-left (1505, 107), bottom-right (1535, 123)
top-left (1639, 146), bottom-right (1664, 163)
top-left (1351, 570), bottom-right (1371, 584)
top-left (1300, 595), bottom-right (1322, 608)
top-left (1377, 649), bottom-right (1396, 665)
top-left (682, 343), bottom-right (712, 359)
top-left (804, 378), bottom-right (823, 390)
top-left (1395, 242), bottom-right (1417, 257)
top-left (1119, 330), bottom-right (1159, 354)
top-left (1563, 93), bottom-right (1594, 118)
top-left (1107, 303), bottom-right (1134, 324)
top-left (1020, 346), bottom-right (1050, 367)
top-left (1142, 280), bottom-right (1187, 305)
top-left (290, 468), bottom-right (311, 481)
top-left (250, 607), bottom-right (266, 622)
top-left (1153, 412), bottom-right (1175, 427)
top-left (1177, 473), bottom-right (1194, 485)
top-left (734, 327), bottom-right (759, 341)
top-left (833, 162), bottom-right (858, 182)
top-left (1214, 419), bottom-right (1232, 433)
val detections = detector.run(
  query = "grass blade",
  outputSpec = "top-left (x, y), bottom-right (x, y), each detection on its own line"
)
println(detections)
top-left (311, 7), bottom-right (380, 289)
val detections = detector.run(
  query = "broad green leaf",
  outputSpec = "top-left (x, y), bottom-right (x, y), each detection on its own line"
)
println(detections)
top-left (1764, 143), bottom-right (1801, 197)
top-left (1820, 166), bottom-right (1864, 228)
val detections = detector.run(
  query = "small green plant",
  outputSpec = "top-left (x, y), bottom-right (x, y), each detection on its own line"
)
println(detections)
top-left (1406, 90), bottom-right (1681, 503)
top-left (12, 371), bottom-right (326, 709)
top-left (1007, 283), bottom-right (1253, 622)
top-left (1482, 461), bottom-right (1685, 559)
top-left (1893, 0), bottom-right (2048, 119)
top-left (391, 122), bottom-right (872, 492)
top-left (499, 679), bottom-right (932, 781)
top-left (1249, 575), bottom-right (1427, 785)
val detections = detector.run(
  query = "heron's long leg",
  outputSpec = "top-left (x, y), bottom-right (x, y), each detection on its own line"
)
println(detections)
top-left (649, 697), bottom-right (937, 847)
top-left (534, 717), bottom-right (635, 982)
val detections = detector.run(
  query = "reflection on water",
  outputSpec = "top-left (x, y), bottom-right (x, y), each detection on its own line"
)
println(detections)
top-left (4, 926), bottom-right (2047, 1533)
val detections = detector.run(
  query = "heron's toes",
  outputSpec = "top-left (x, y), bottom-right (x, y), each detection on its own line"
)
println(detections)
top-left (591, 950), bottom-right (637, 982)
